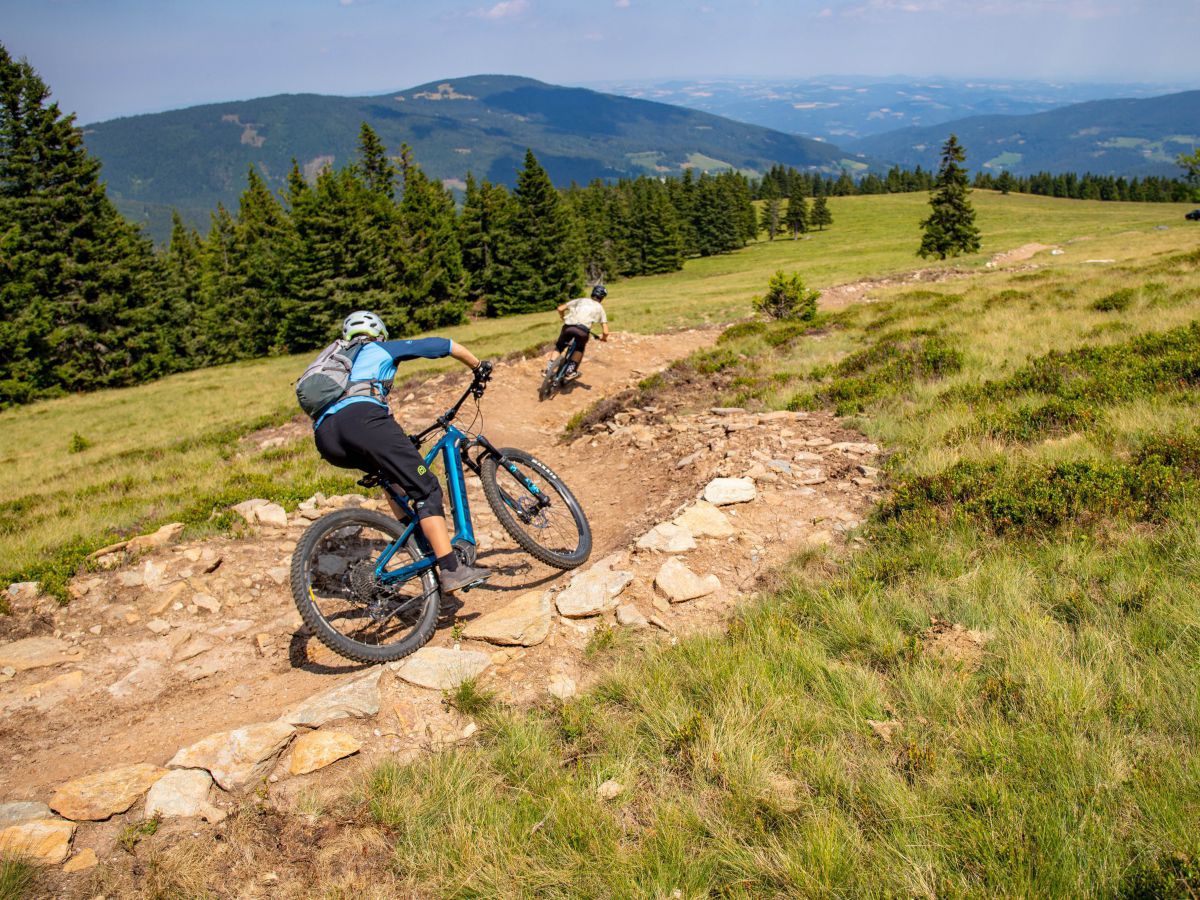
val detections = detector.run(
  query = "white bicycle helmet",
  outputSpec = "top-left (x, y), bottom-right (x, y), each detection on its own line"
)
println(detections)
top-left (342, 310), bottom-right (388, 341)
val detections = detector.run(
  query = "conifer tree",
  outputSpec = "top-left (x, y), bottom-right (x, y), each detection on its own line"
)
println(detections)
top-left (785, 182), bottom-right (809, 238)
top-left (460, 173), bottom-right (515, 309)
top-left (759, 182), bottom-right (782, 241)
top-left (811, 194), bottom-right (833, 231)
top-left (162, 211), bottom-right (204, 362)
top-left (233, 167), bottom-right (293, 356)
top-left (627, 178), bottom-right (683, 275)
top-left (918, 134), bottom-right (981, 259)
top-left (487, 150), bottom-right (580, 316)
top-left (0, 43), bottom-right (164, 402)
top-left (397, 147), bottom-right (467, 329)
top-left (356, 122), bottom-right (396, 199)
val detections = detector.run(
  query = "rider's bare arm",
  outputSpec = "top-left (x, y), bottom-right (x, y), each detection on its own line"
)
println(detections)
top-left (556, 303), bottom-right (568, 319)
top-left (449, 341), bottom-right (481, 370)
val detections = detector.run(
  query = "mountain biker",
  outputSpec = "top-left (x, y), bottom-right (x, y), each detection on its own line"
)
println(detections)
top-left (553, 284), bottom-right (610, 379)
top-left (310, 310), bottom-right (492, 594)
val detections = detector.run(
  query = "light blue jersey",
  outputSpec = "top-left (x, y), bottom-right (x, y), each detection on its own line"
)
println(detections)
top-left (315, 337), bottom-right (452, 429)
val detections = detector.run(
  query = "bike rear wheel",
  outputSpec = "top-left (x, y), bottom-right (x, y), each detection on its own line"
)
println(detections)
top-left (480, 448), bottom-right (592, 569)
top-left (539, 349), bottom-right (570, 401)
top-left (290, 508), bottom-right (440, 664)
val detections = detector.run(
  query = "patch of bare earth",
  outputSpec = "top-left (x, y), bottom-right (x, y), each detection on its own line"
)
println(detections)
top-left (5, 329), bottom-right (888, 894)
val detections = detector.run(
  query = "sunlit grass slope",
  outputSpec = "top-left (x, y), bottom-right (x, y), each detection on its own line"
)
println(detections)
top-left (352, 224), bottom-right (1200, 896)
top-left (0, 191), bottom-right (1192, 598)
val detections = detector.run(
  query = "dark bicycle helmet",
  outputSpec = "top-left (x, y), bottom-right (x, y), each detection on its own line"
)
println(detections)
top-left (591, 284), bottom-right (608, 301)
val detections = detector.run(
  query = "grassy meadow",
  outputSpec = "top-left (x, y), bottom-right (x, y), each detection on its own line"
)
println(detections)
top-left (338, 226), bottom-right (1200, 894)
top-left (0, 190), bottom-right (1191, 603)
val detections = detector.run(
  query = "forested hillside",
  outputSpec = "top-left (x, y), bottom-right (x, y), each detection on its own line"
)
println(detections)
top-left (81, 74), bottom-right (855, 241)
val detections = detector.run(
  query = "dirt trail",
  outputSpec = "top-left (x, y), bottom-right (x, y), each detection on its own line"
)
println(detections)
top-left (0, 327), bottom-right (886, 884)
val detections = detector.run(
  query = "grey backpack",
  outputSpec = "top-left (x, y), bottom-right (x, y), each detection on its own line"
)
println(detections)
top-left (296, 338), bottom-right (376, 420)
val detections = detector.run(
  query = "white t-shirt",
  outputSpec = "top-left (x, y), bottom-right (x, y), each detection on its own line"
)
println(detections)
top-left (562, 297), bottom-right (607, 329)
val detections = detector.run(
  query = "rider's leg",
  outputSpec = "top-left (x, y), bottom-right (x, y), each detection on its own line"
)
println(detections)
top-left (385, 493), bottom-right (451, 557)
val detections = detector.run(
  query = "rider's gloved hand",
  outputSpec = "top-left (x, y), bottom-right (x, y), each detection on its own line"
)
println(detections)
top-left (474, 360), bottom-right (494, 380)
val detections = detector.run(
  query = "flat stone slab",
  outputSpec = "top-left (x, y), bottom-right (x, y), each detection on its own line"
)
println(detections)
top-left (462, 590), bottom-right (552, 647)
top-left (0, 818), bottom-right (76, 865)
top-left (289, 730), bottom-right (362, 776)
top-left (280, 668), bottom-right (382, 727)
top-left (391, 647), bottom-right (491, 690)
top-left (555, 559), bottom-right (634, 618)
top-left (0, 802), bottom-right (53, 828)
top-left (673, 501), bottom-right (735, 538)
top-left (0, 637), bottom-right (82, 672)
top-left (144, 769), bottom-right (224, 823)
top-left (655, 558), bottom-right (721, 603)
top-left (636, 523), bottom-right (696, 553)
top-left (49, 763), bottom-right (167, 821)
top-left (703, 477), bottom-right (757, 506)
top-left (169, 721), bottom-right (296, 792)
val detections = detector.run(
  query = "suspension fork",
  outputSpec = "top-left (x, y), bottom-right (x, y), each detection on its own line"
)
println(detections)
top-left (469, 436), bottom-right (551, 509)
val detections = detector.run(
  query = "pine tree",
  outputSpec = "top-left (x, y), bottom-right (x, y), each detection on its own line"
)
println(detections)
top-left (918, 134), bottom-right (981, 260)
top-left (785, 182), bottom-right (808, 238)
top-left (759, 183), bottom-right (782, 241)
top-left (487, 150), bottom-right (580, 317)
top-left (356, 122), bottom-right (396, 199)
top-left (162, 211), bottom-right (204, 362)
top-left (233, 167), bottom-right (292, 356)
top-left (0, 43), bottom-right (165, 403)
top-left (460, 173), bottom-right (514, 309)
top-left (627, 178), bottom-right (683, 275)
top-left (811, 194), bottom-right (833, 231)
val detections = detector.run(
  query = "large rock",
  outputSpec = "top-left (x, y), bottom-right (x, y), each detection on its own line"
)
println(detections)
top-left (391, 647), bottom-right (491, 690)
top-left (168, 721), bottom-right (296, 791)
top-left (462, 590), bottom-right (551, 646)
top-left (49, 764), bottom-right (167, 821)
top-left (0, 818), bottom-right (75, 865)
top-left (703, 477), bottom-right (757, 506)
top-left (62, 847), bottom-right (99, 873)
top-left (655, 558), bottom-right (721, 603)
top-left (5, 582), bottom-right (40, 603)
top-left (144, 769), bottom-right (225, 823)
top-left (0, 802), bottom-right (53, 828)
top-left (126, 523), bottom-right (185, 554)
top-left (0, 637), bottom-right (81, 672)
top-left (635, 523), bottom-right (696, 553)
top-left (673, 501), bottom-right (735, 538)
top-left (254, 503), bottom-right (289, 528)
top-left (555, 559), bottom-right (634, 618)
top-left (231, 498), bottom-right (270, 523)
top-left (289, 730), bottom-right (362, 776)
top-left (280, 668), bottom-right (383, 727)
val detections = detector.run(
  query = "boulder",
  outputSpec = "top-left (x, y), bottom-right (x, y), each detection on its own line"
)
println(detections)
top-left (462, 590), bottom-right (552, 646)
top-left (547, 674), bottom-right (576, 701)
top-left (702, 477), bottom-right (757, 506)
top-left (555, 559), bottom-right (634, 618)
top-left (254, 503), bottom-right (289, 528)
top-left (5, 582), bottom-right (40, 603)
top-left (144, 769), bottom-right (224, 823)
top-left (673, 501), bottom-right (734, 538)
top-left (654, 559), bottom-right (721, 603)
top-left (125, 523), bottom-right (185, 554)
top-left (0, 818), bottom-right (75, 865)
top-left (280, 668), bottom-right (383, 727)
top-left (0, 637), bottom-right (81, 672)
top-left (289, 730), bottom-right (362, 776)
top-left (615, 604), bottom-right (648, 628)
top-left (391, 647), bottom-right (491, 691)
top-left (635, 523), bottom-right (696, 553)
top-left (168, 721), bottom-right (296, 791)
top-left (49, 764), bottom-right (167, 821)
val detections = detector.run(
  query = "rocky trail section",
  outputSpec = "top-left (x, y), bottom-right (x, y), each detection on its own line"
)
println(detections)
top-left (0, 330), bottom-right (883, 883)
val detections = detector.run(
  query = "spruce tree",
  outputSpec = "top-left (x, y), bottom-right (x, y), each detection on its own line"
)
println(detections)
top-left (397, 147), bottom-right (467, 329)
top-left (627, 178), bottom-right (683, 275)
top-left (759, 183), bottom-right (782, 241)
top-left (0, 43), bottom-right (164, 402)
top-left (785, 182), bottom-right (808, 238)
top-left (487, 150), bottom-right (580, 316)
top-left (162, 211), bottom-right (204, 362)
top-left (811, 194), bottom-right (833, 231)
top-left (918, 134), bottom-right (981, 259)
top-left (356, 122), bottom-right (396, 199)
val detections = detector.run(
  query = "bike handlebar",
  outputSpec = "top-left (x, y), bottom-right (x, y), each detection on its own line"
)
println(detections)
top-left (413, 361), bottom-right (493, 442)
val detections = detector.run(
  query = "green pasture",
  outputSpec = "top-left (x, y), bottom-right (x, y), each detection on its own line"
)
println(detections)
top-left (0, 190), bottom-right (1193, 598)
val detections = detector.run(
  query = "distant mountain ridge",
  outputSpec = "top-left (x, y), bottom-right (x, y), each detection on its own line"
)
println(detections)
top-left (81, 74), bottom-right (858, 241)
top-left (845, 90), bottom-right (1200, 178)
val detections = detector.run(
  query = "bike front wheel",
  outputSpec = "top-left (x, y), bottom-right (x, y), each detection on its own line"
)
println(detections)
top-left (290, 508), bottom-right (440, 664)
top-left (480, 448), bottom-right (592, 569)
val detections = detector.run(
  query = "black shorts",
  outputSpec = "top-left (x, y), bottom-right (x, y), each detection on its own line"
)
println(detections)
top-left (314, 402), bottom-right (445, 520)
top-left (556, 324), bottom-right (591, 353)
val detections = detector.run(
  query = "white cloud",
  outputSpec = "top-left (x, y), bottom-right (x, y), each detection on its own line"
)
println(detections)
top-left (615, 0), bottom-right (631, 7)
top-left (476, 0), bottom-right (530, 19)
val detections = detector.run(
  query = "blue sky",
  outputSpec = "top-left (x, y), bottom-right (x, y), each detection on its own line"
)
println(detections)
top-left (3, 0), bottom-right (1198, 123)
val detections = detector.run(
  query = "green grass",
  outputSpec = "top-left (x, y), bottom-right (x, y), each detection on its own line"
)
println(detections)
top-left (349, 210), bottom-right (1200, 895)
top-left (0, 191), bottom-right (1192, 603)
top-left (0, 859), bottom-right (36, 900)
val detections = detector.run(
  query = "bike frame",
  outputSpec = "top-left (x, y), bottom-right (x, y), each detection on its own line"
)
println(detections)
top-left (371, 425), bottom-right (546, 586)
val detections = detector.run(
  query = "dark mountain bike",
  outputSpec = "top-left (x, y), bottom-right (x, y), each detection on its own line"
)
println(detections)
top-left (290, 366), bottom-right (592, 664)
top-left (539, 330), bottom-right (602, 401)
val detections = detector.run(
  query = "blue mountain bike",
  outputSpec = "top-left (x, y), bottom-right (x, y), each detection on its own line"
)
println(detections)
top-left (290, 366), bottom-right (592, 664)
top-left (539, 329), bottom-right (602, 401)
